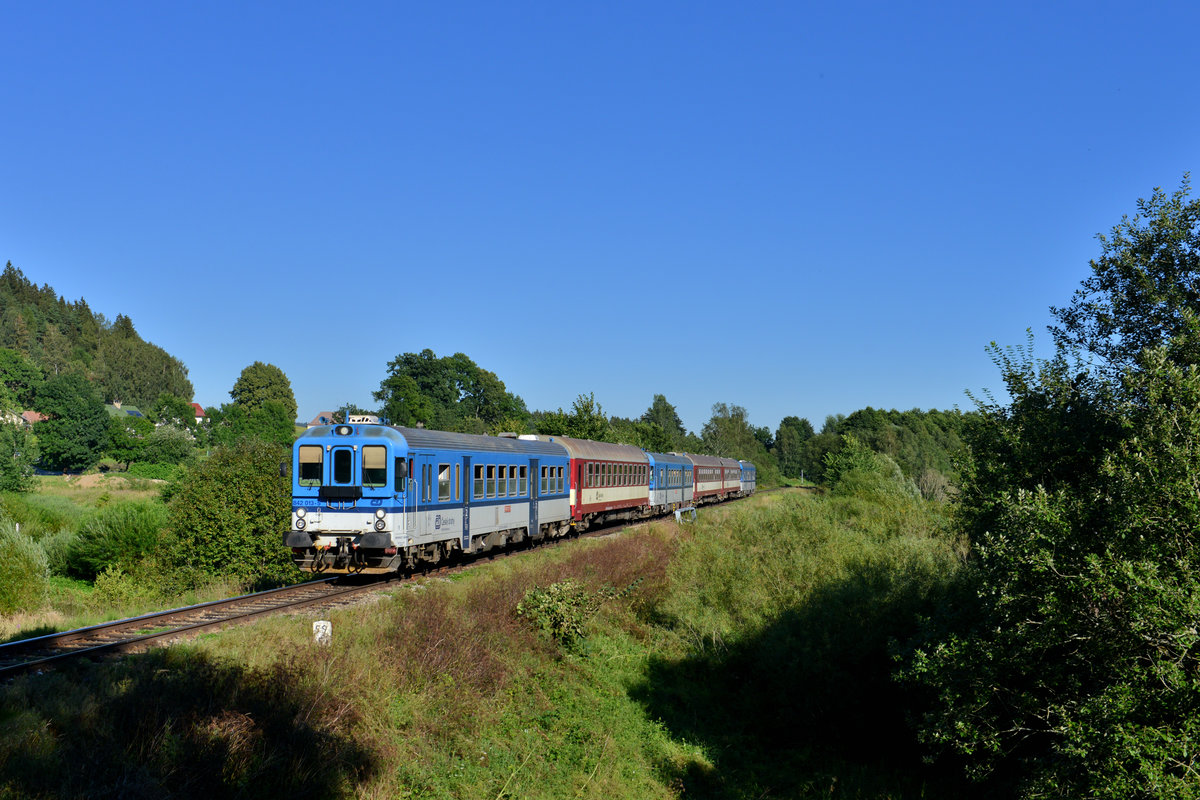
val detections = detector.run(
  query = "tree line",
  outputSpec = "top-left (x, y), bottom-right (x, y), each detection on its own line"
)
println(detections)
top-left (0, 263), bottom-right (193, 408)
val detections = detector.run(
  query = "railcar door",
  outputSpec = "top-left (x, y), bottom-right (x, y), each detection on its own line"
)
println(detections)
top-left (529, 458), bottom-right (539, 540)
top-left (461, 455), bottom-right (472, 551)
top-left (325, 444), bottom-right (359, 509)
top-left (575, 462), bottom-right (584, 514)
top-left (413, 453), bottom-right (436, 537)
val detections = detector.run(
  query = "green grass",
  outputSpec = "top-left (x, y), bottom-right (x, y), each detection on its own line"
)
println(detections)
top-left (0, 488), bottom-right (967, 798)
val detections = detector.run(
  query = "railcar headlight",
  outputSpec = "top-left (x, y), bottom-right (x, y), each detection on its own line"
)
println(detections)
top-left (296, 519), bottom-right (306, 530)
top-left (295, 508), bottom-right (306, 518)
top-left (375, 509), bottom-right (386, 520)
top-left (374, 519), bottom-right (386, 531)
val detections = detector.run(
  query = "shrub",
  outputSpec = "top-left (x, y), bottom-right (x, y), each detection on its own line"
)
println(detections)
top-left (66, 501), bottom-right (169, 580)
top-left (141, 424), bottom-right (197, 466)
top-left (904, 348), bottom-right (1200, 796)
top-left (0, 422), bottom-right (37, 491)
top-left (825, 434), bottom-right (919, 500)
top-left (517, 579), bottom-right (630, 650)
top-left (91, 565), bottom-right (162, 610)
top-left (166, 439), bottom-right (295, 586)
top-left (0, 522), bottom-right (50, 613)
top-left (37, 528), bottom-right (77, 576)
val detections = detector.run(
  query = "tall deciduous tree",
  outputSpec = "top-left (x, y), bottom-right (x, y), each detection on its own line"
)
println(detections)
top-left (905, 179), bottom-right (1200, 796)
top-left (773, 415), bottom-right (814, 478)
top-left (230, 362), bottom-right (298, 422)
top-left (150, 393), bottom-right (197, 429)
top-left (641, 394), bottom-right (687, 449)
top-left (34, 373), bottom-right (109, 472)
top-left (373, 349), bottom-right (527, 432)
top-left (0, 347), bottom-right (43, 408)
top-left (533, 393), bottom-right (610, 441)
top-left (699, 402), bottom-right (780, 484)
top-left (1051, 175), bottom-right (1200, 374)
top-left (106, 414), bottom-right (155, 469)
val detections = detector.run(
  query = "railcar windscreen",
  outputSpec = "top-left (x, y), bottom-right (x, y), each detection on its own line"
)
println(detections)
top-left (299, 446), bottom-right (323, 486)
top-left (363, 446), bottom-right (387, 487)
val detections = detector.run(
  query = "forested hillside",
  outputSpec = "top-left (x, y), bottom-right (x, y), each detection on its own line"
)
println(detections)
top-left (0, 263), bottom-right (193, 408)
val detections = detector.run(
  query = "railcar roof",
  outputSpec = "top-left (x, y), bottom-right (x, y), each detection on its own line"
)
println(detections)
top-left (525, 435), bottom-right (649, 462)
top-left (646, 452), bottom-right (692, 466)
top-left (679, 453), bottom-right (724, 467)
top-left (395, 427), bottom-right (569, 456)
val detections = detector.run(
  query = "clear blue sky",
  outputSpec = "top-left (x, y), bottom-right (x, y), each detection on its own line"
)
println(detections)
top-left (3, 2), bottom-right (1198, 435)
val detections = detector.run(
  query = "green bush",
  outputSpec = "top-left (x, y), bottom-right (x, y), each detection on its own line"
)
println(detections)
top-left (0, 522), bottom-right (51, 613)
top-left (166, 438), bottom-right (296, 586)
top-left (91, 565), bottom-right (163, 610)
top-left (0, 422), bottom-right (37, 492)
top-left (517, 579), bottom-right (630, 649)
top-left (141, 425), bottom-right (197, 466)
top-left (37, 528), bottom-right (76, 576)
top-left (66, 501), bottom-right (168, 580)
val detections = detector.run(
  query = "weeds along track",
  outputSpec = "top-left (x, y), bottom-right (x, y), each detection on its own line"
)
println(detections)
top-left (1, 491), bottom-right (763, 680)
top-left (0, 576), bottom-right (394, 679)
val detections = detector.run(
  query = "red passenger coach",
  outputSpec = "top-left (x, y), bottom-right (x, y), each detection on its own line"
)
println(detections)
top-left (688, 454), bottom-right (743, 504)
top-left (719, 456), bottom-right (742, 496)
top-left (529, 435), bottom-right (649, 531)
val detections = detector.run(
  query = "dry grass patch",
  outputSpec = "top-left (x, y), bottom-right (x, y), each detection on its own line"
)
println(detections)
top-left (32, 472), bottom-right (162, 504)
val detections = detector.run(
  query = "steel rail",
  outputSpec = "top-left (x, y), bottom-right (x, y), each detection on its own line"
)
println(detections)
top-left (0, 576), bottom-right (385, 679)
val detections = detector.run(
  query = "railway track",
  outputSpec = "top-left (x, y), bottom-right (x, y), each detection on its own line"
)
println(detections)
top-left (0, 491), bottom-right (762, 680)
top-left (0, 575), bottom-right (396, 679)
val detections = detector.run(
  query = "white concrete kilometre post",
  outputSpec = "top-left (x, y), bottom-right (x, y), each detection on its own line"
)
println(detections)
top-left (313, 620), bottom-right (332, 647)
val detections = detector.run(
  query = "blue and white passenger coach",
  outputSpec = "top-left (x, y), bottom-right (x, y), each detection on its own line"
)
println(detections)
top-left (646, 451), bottom-right (693, 514)
top-left (287, 423), bottom-right (572, 573)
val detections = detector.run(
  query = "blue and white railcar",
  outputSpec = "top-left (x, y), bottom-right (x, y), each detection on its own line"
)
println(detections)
top-left (738, 460), bottom-right (757, 496)
top-left (646, 452), bottom-right (694, 513)
top-left (286, 424), bottom-right (571, 573)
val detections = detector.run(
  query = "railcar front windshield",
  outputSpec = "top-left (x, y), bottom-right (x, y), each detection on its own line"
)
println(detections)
top-left (298, 445), bottom-right (323, 486)
top-left (363, 445), bottom-right (388, 487)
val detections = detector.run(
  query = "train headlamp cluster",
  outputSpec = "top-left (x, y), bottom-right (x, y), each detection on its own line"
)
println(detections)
top-left (335, 425), bottom-right (353, 435)
top-left (374, 519), bottom-right (386, 531)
